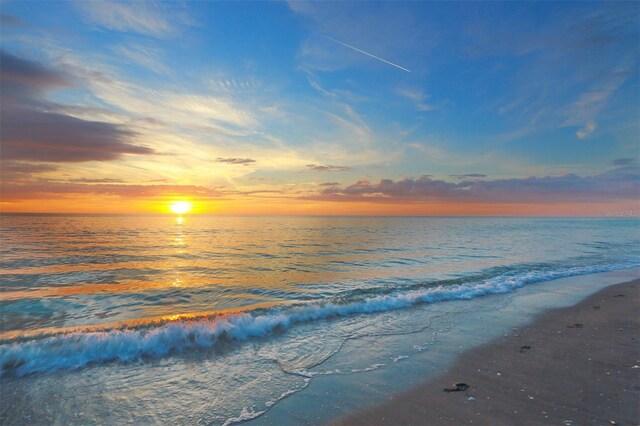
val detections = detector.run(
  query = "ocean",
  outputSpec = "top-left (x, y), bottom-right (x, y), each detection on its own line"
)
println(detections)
top-left (1, 215), bottom-right (639, 425)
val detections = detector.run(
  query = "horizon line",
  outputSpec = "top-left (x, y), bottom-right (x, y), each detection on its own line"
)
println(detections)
top-left (0, 212), bottom-right (637, 219)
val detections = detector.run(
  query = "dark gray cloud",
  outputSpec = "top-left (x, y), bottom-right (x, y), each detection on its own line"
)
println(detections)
top-left (449, 173), bottom-right (487, 179)
top-left (313, 166), bottom-right (639, 203)
top-left (0, 162), bottom-right (58, 175)
top-left (0, 161), bottom-right (58, 184)
top-left (319, 181), bottom-right (340, 186)
top-left (1, 50), bottom-right (73, 101)
top-left (1, 50), bottom-right (153, 163)
top-left (215, 157), bottom-right (256, 165)
top-left (1, 109), bottom-right (151, 162)
top-left (306, 164), bottom-right (352, 172)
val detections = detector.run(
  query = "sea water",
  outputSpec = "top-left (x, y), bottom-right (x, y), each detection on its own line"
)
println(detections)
top-left (1, 216), bottom-right (639, 424)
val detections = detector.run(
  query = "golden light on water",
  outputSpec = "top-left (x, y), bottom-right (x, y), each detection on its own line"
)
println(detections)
top-left (170, 201), bottom-right (192, 215)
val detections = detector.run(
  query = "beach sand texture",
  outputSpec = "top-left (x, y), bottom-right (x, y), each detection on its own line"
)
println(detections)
top-left (335, 279), bottom-right (640, 426)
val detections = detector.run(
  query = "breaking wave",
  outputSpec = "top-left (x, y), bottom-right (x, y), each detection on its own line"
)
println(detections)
top-left (1, 261), bottom-right (637, 377)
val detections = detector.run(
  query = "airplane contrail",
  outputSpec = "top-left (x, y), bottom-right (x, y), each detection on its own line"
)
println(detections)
top-left (316, 33), bottom-right (411, 73)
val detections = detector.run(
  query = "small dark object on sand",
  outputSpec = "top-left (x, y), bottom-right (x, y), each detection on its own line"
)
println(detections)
top-left (444, 383), bottom-right (469, 392)
top-left (519, 345), bottom-right (531, 352)
top-left (566, 323), bottom-right (583, 328)
top-left (593, 305), bottom-right (600, 310)
top-left (613, 294), bottom-right (625, 297)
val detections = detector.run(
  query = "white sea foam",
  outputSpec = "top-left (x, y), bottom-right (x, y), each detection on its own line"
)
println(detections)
top-left (0, 262), bottom-right (635, 377)
top-left (222, 406), bottom-right (267, 426)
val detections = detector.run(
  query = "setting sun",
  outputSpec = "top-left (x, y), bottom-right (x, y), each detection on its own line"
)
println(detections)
top-left (169, 201), bottom-right (192, 215)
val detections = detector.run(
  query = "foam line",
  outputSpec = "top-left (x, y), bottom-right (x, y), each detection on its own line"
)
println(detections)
top-left (0, 262), bottom-right (635, 377)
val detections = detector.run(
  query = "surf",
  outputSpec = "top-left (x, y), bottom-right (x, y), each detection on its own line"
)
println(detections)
top-left (2, 260), bottom-right (637, 377)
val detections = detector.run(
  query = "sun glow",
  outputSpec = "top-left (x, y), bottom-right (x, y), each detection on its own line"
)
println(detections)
top-left (169, 201), bottom-right (192, 215)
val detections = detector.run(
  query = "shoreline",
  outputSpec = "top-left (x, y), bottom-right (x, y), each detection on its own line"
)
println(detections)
top-left (333, 278), bottom-right (640, 426)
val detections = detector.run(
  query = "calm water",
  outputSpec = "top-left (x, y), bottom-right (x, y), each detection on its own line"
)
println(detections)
top-left (1, 216), bottom-right (639, 424)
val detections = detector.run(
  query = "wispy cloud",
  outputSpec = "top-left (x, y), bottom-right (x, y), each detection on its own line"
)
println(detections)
top-left (612, 158), bottom-right (638, 167)
top-left (68, 178), bottom-right (126, 183)
top-left (480, 5), bottom-right (637, 144)
top-left (111, 43), bottom-right (169, 75)
top-left (561, 61), bottom-right (632, 130)
top-left (576, 121), bottom-right (596, 139)
top-left (215, 157), bottom-right (256, 165)
top-left (449, 174), bottom-right (487, 179)
top-left (306, 164), bottom-right (352, 172)
top-left (76, 0), bottom-right (186, 37)
top-left (396, 88), bottom-right (436, 112)
top-left (208, 77), bottom-right (262, 94)
top-left (86, 77), bottom-right (258, 131)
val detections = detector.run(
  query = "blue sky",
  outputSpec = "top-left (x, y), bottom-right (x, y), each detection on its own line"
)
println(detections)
top-left (1, 1), bottom-right (638, 214)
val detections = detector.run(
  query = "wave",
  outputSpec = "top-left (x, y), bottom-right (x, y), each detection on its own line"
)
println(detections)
top-left (1, 261), bottom-right (637, 377)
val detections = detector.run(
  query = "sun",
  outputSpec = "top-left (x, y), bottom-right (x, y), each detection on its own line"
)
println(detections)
top-left (169, 201), bottom-right (192, 215)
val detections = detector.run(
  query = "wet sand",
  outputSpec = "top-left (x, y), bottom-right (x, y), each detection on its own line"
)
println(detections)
top-left (334, 278), bottom-right (640, 426)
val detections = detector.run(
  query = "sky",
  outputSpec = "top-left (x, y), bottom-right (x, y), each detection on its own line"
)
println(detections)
top-left (1, 1), bottom-right (638, 215)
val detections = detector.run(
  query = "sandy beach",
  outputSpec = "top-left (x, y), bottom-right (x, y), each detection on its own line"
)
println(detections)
top-left (334, 278), bottom-right (640, 426)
